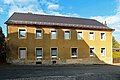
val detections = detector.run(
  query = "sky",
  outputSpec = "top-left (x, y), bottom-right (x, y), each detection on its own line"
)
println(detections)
top-left (0, 0), bottom-right (120, 42)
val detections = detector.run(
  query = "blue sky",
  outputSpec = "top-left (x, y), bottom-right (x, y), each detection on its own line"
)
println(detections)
top-left (0, 0), bottom-right (120, 42)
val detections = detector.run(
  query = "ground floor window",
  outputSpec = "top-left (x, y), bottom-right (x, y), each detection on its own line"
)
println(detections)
top-left (90, 48), bottom-right (95, 56)
top-left (19, 48), bottom-right (26, 59)
top-left (71, 48), bottom-right (77, 57)
top-left (36, 48), bottom-right (42, 59)
top-left (51, 48), bottom-right (57, 58)
top-left (101, 48), bottom-right (106, 57)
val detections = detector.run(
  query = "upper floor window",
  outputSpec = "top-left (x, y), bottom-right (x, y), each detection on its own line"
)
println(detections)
top-left (51, 30), bottom-right (57, 39)
top-left (77, 32), bottom-right (82, 40)
top-left (101, 48), bottom-right (106, 56)
top-left (90, 48), bottom-right (95, 56)
top-left (19, 48), bottom-right (26, 59)
top-left (36, 29), bottom-right (42, 39)
top-left (89, 32), bottom-right (94, 40)
top-left (19, 29), bottom-right (26, 38)
top-left (51, 48), bottom-right (57, 58)
top-left (101, 33), bottom-right (105, 40)
top-left (71, 48), bottom-right (77, 57)
top-left (64, 31), bottom-right (70, 39)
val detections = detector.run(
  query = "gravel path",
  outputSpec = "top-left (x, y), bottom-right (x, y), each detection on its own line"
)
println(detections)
top-left (0, 64), bottom-right (120, 80)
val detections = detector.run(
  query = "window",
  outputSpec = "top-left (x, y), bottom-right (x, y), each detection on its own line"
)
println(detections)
top-left (90, 48), bottom-right (95, 56)
top-left (51, 48), bottom-right (57, 58)
top-left (64, 31), bottom-right (70, 39)
top-left (101, 33), bottom-right (105, 40)
top-left (36, 29), bottom-right (42, 39)
top-left (101, 48), bottom-right (106, 56)
top-left (77, 32), bottom-right (82, 40)
top-left (19, 48), bottom-right (26, 59)
top-left (89, 32), bottom-right (94, 40)
top-left (36, 48), bottom-right (42, 59)
top-left (71, 48), bottom-right (77, 57)
top-left (19, 29), bottom-right (26, 38)
top-left (36, 48), bottom-right (42, 61)
top-left (51, 30), bottom-right (57, 39)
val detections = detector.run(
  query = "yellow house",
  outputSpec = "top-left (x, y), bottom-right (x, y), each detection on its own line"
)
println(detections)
top-left (5, 12), bottom-right (114, 64)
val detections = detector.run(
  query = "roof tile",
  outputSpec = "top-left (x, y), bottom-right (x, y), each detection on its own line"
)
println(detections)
top-left (5, 12), bottom-right (114, 31)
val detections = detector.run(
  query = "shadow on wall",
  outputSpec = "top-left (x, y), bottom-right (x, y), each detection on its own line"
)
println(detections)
top-left (6, 26), bottom-right (106, 64)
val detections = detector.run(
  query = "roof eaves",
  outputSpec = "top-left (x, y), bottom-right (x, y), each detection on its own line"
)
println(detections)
top-left (6, 20), bottom-right (114, 31)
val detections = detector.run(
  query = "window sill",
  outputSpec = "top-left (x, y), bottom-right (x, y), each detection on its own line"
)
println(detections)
top-left (18, 38), bottom-right (27, 39)
top-left (52, 56), bottom-right (57, 58)
top-left (37, 57), bottom-right (42, 58)
top-left (100, 39), bottom-right (106, 41)
top-left (90, 55), bottom-right (95, 57)
top-left (89, 39), bottom-right (94, 40)
top-left (35, 38), bottom-right (43, 39)
top-left (101, 55), bottom-right (106, 57)
top-left (71, 55), bottom-right (77, 57)
top-left (51, 38), bottom-right (57, 39)
top-left (78, 39), bottom-right (83, 40)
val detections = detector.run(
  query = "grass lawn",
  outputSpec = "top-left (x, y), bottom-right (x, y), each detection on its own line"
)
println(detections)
top-left (113, 52), bottom-right (120, 58)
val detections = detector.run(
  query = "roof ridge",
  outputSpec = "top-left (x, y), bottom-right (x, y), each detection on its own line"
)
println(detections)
top-left (13, 12), bottom-right (97, 21)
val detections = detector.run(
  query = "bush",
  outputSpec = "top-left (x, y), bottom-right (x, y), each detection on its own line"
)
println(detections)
top-left (113, 52), bottom-right (120, 58)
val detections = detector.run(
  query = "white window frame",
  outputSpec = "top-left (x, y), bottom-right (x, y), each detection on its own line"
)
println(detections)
top-left (64, 30), bottom-right (71, 39)
top-left (90, 47), bottom-right (95, 57)
top-left (50, 30), bottom-right (57, 39)
top-left (18, 28), bottom-right (27, 39)
top-left (18, 47), bottom-right (27, 59)
top-left (35, 29), bottom-right (43, 39)
top-left (35, 47), bottom-right (43, 61)
top-left (101, 48), bottom-right (106, 57)
top-left (89, 32), bottom-right (94, 40)
top-left (51, 48), bottom-right (58, 58)
top-left (71, 47), bottom-right (78, 57)
top-left (100, 32), bottom-right (106, 40)
top-left (77, 31), bottom-right (83, 40)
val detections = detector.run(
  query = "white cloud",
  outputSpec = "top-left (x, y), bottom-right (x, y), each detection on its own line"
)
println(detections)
top-left (3, 0), bottom-right (79, 18)
top-left (91, 14), bottom-right (120, 30)
top-left (4, 0), bottom-right (13, 4)
top-left (47, 2), bottom-right (59, 10)
top-left (0, 7), bottom-right (3, 13)
top-left (47, 11), bottom-right (80, 18)
top-left (3, 0), bottom-right (45, 16)
top-left (40, 0), bottom-right (60, 10)
top-left (4, 0), bottom-right (35, 4)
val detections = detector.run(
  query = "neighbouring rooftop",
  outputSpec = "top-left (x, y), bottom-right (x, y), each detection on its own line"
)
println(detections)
top-left (5, 12), bottom-right (114, 31)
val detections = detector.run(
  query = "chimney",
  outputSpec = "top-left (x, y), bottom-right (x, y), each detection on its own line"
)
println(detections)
top-left (104, 21), bottom-right (107, 26)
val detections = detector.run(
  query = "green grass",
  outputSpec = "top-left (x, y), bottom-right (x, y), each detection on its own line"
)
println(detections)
top-left (113, 52), bottom-right (120, 58)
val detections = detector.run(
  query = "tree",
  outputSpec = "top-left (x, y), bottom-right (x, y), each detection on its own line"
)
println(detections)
top-left (112, 36), bottom-right (120, 48)
top-left (0, 26), bottom-right (6, 63)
